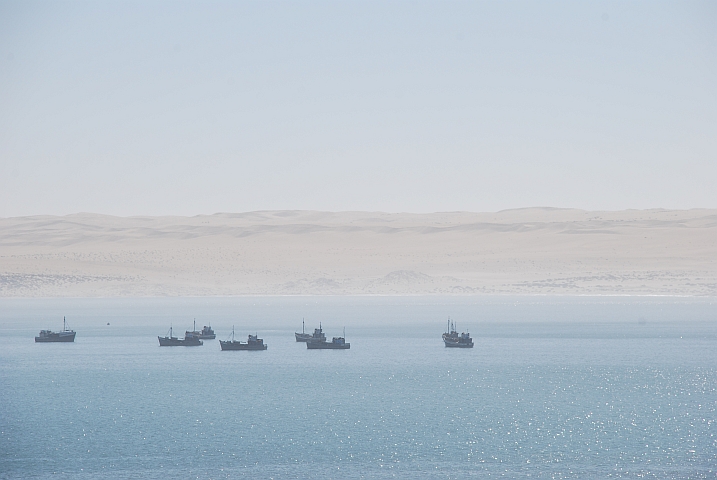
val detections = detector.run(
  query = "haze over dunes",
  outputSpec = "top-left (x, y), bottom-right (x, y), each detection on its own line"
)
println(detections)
top-left (0, 209), bottom-right (715, 297)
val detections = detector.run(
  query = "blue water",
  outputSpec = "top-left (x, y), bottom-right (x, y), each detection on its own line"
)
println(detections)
top-left (1, 296), bottom-right (716, 479)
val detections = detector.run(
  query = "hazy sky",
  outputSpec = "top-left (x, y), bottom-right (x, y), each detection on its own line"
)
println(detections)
top-left (0, 1), bottom-right (715, 216)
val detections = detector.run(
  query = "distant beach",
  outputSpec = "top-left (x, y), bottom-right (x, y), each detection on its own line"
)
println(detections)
top-left (0, 208), bottom-right (715, 297)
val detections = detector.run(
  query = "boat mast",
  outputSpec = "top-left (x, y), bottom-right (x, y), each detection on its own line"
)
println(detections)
top-left (303, 318), bottom-right (305, 334)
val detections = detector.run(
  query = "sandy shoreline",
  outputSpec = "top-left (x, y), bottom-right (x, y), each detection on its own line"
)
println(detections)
top-left (1, 208), bottom-right (715, 297)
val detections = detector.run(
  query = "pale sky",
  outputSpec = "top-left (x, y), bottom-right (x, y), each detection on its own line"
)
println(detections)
top-left (0, 1), bottom-right (715, 217)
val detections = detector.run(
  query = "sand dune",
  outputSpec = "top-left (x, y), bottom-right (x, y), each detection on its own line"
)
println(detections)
top-left (0, 208), bottom-right (715, 296)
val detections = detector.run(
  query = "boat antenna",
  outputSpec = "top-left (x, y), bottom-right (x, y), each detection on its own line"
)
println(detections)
top-left (303, 318), bottom-right (305, 334)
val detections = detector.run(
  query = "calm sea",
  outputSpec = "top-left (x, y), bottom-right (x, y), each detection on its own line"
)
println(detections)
top-left (1, 296), bottom-right (715, 479)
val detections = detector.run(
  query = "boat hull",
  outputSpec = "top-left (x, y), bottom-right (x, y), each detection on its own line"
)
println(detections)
top-left (295, 333), bottom-right (311, 342)
top-left (35, 332), bottom-right (76, 343)
top-left (220, 341), bottom-right (267, 351)
top-left (443, 340), bottom-right (473, 348)
top-left (158, 336), bottom-right (203, 346)
top-left (306, 342), bottom-right (350, 349)
top-left (187, 331), bottom-right (216, 340)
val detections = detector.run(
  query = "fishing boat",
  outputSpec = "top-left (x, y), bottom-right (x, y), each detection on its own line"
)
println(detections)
top-left (442, 318), bottom-right (473, 348)
top-left (198, 324), bottom-right (216, 339)
top-left (304, 322), bottom-right (327, 343)
top-left (158, 325), bottom-right (203, 346)
top-left (186, 319), bottom-right (216, 339)
top-left (306, 328), bottom-right (350, 349)
top-left (297, 321), bottom-right (326, 343)
top-left (35, 317), bottom-right (76, 343)
top-left (295, 319), bottom-right (312, 342)
top-left (220, 327), bottom-right (267, 351)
